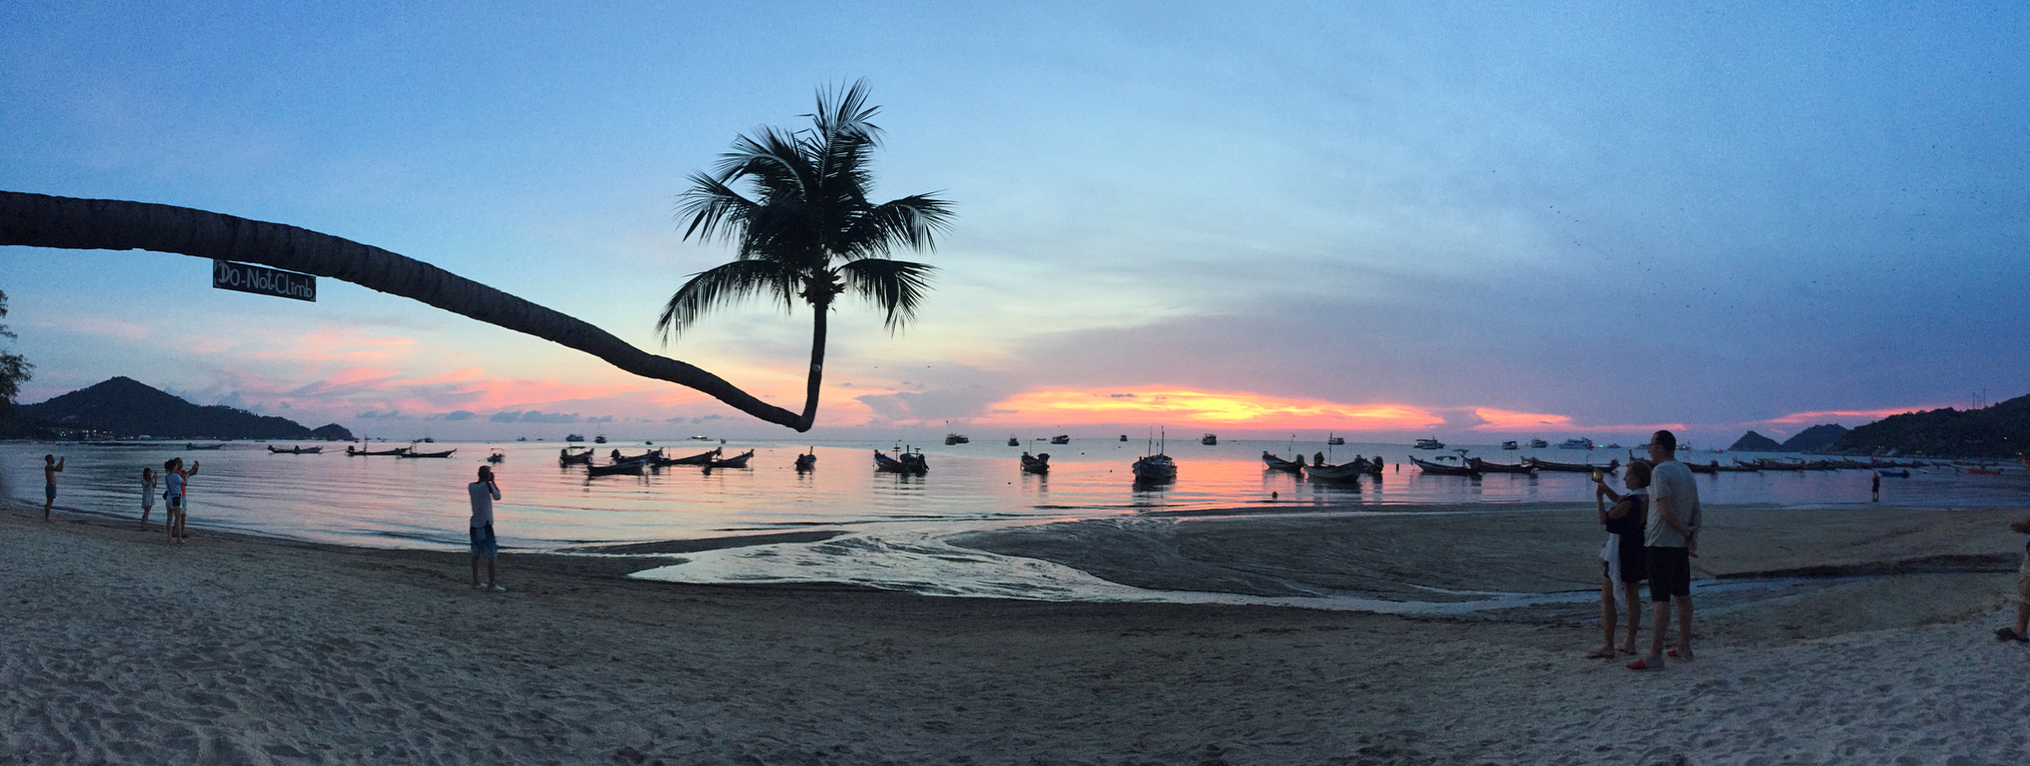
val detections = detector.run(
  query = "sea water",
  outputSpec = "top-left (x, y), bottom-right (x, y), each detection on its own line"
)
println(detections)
top-left (5, 439), bottom-right (2020, 609)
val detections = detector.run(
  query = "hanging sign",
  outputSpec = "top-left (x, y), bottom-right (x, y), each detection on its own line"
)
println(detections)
top-left (212, 260), bottom-right (316, 302)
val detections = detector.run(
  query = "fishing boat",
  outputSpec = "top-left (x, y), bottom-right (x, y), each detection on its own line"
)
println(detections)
top-left (1131, 430), bottom-right (1175, 483)
top-left (1020, 451), bottom-right (1050, 475)
top-left (874, 448), bottom-right (928, 474)
top-left (1559, 438), bottom-right (1595, 450)
top-left (1131, 453), bottom-right (1176, 483)
top-left (593, 435), bottom-right (607, 444)
top-left (794, 451), bottom-right (816, 471)
top-left (1200, 433), bottom-right (1217, 445)
top-left (1467, 456), bottom-right (1535, 474)
top-left (486, 450), bottom-right (505, 464)
top-left (608, 448), bottom-right (662, 463)
top-left (655, 447), bottom-right (721, 466)
top-left (1007, 436), bottom-right (1020, 447)
top-left (184, 443), bottom-right (226, 450)
top-left (1119, 434), bottom-right (1128, 442)
top-left (1303, 459), bottom-right (1371, 482)
top-left (1525, 457), bottom-right (1620, 473)
top-left (705, 450), bottom-right (754, 469)
top-left (559, 446), bottom-right (594, 465)
top-left (1528, 439), bottom-right (1549, 448)
top-left (565, 434), bottom-right (586, 442)
top-left (346, 445), bottom-right (408, 456)
top-left (944, 433), bottom-right (970, 445)
top-left (1413, 438), bottom-right (1445, 450)
top-left (267, 445), bottom-right (323, 454)
top-left (1501, 440), bottom-right (1519, 450)
top-left (1410, 454), bottom-right (1479, 476)
top-left (586, 460), bottom-right (644, 477)
top-left (1262, 452), bottom-right (1306, 473)
top-left (1327, 434), bottom-right (1345, 446)
top-left (399, 448), bottom-right (457, 458)
top-left (1049, 435), bottom-right (1070, 445)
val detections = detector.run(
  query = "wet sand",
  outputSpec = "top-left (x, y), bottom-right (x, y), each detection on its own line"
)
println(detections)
top-left (5, 501), bottom-right (2029, 764)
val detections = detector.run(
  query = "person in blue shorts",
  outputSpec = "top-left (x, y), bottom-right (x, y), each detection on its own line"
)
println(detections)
top-left (41, 454), bottom-right (65, 520)
top-left (469, 466), bottom-right (505, 592)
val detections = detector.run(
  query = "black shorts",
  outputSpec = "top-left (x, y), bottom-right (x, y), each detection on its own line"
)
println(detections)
top-left (1646, 546), bottom-right (1691, 602)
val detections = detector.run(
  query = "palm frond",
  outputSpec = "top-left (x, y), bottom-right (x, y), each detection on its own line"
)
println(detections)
top-left (839, 194), bottom-right (956, 257)
top-left (676, 171), bottom-right (759, 244)
top-left (836, 258), bottom-right (937, 333)
top-left (655, 260), bottom-right (802, 343)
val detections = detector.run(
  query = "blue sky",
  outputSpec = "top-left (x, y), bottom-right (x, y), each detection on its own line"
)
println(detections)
top-left (3, 1), bottom-right (2026, 444)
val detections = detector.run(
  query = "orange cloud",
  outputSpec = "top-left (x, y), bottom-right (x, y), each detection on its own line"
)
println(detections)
top-left (974, 388), bottom-right (1444, 430)
top-left (1764, 407), bottom-right (1936, 425)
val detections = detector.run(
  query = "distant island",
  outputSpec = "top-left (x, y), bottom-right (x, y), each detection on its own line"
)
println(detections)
top-left (1781, 424), bottom-right (1849, 453)
top-left (3, 376), bottom-right (353, 441)
top-left (1726, 431), bottom-right (1783, 452)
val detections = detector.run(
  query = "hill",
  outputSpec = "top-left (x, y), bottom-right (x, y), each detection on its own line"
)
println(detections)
top-left (1780, 424), bottom-right (1849, 453)
top-left (16, 376), bottom-right (353, 440)
top-left (1726, 431), bottom-right (1782, 451)
top-left (1828, 394), bottom-right (2030, 457)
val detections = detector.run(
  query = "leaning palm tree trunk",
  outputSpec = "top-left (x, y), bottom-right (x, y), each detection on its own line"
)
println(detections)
top-left (0, 191), bottom-right (816, 431)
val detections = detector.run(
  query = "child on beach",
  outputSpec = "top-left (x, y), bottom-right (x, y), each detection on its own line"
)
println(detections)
top-left (470, 466), bottom-right (504, 592)
top-left (1590, 460), bottom-right (1652, 659)
top-left (140, 467), bottom-right (157, 529)
top-left (42, 454), bottom-right (65, 520)
top-left (1997, 510), bottom-right (2030, 643)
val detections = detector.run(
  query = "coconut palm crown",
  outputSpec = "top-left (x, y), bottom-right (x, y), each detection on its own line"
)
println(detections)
top-left (658, 80), bottom-right (954, 427)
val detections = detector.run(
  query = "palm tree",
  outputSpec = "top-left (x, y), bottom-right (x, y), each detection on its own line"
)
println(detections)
top-left (658, 79), bottom-right (955, 430)
top-left (0, 191), bottom-right (811, 429)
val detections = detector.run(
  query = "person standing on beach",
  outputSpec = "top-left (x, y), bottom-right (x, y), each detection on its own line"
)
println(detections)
top-left (163, 458), bottom-right (199, 543)
top-left (1629, 430), bottom-right (1700, 671)
top-left (1872, 473), bottom-right (1881, 502)
top-left (140, 467), bottom-right (157, 529)
top-left (41, 454), bottom-right (64, 520)
top-left (1996, 511), bottom-right (2030, 643)
top-left (469, 466), bottom-right (505, 592)
top-left (1590, 460), bottom-right (1651, 659)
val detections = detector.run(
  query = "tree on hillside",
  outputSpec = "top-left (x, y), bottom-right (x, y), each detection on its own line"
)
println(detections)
top-left (658, 79), bottom-right (955, 429)
top-left (0, 289), bottom-right (30, 415)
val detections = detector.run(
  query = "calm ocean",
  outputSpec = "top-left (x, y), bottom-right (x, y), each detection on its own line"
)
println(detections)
top-left (7, 438), bottom-right (2021, 607)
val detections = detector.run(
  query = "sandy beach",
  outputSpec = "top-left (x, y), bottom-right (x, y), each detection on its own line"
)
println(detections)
top-left (6, 501), bottom-right (2030, 765)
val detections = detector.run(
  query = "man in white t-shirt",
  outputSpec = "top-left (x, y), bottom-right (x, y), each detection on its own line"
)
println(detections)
top-left (1629, 429), bottom-right (1701, 671)
top-left (469, 466), bottom-right (505, 592)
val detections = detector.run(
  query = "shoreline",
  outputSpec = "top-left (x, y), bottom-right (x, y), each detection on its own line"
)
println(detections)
top-left (7, 499), bottom-right (2030, 763)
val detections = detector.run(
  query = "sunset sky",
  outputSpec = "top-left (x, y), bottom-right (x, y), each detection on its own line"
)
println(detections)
top-left (4, 2), bottom-right (2026, 445)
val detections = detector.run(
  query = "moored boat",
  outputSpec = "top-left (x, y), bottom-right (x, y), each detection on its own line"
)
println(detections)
top-left (1528, 439), bottom-right (1549, 448)
top-left (1049, 435), bottom-right (1070, 445)
top-left (267, 445), bottom-right (323, 454)
top-left (1131, 453), bottom-right (1176, 483)
top-left (874, 448), bottom-right (928, 474)
top-left (794, 451), bottom-right (817, 471)
top-left (1327, 434), bottom-right (1345, 446)
top-left (1525, 457), bottom-right (1620, 473)
top-left (1200, 433), bottom-right (1217, 445)
top-left (1410, 455), bottom-right (1478, 476)
top-left (1262, 452), bottom-right (1306, 473)
top-left (399, 448), bottom-right (457, 458)
top-left (1020, 451), bottom-right (1050, 475)
top-left (1558, 438), bottom-right (1595, 450)
top-left (1303, 459), bottom-right (1371, 481)
top-left (1501, 440), bottom-right (1518, 450)
top-left (559, 446), bottom-right (594, 465)
top-left (655, 447), bottom-right (721, 466)
top-left (346, 445), bottom-right (409, 456)
top-left (586, 460), bottom-right (644, 477)
top-left (705, 450), bottom-right (754, 469)
top-left (945, 433), bottom-right (969, 445)
top-left (1413, 438), bottom-right (1444, 450)
top-left (1467, 456), bottom-right (1534, 474)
